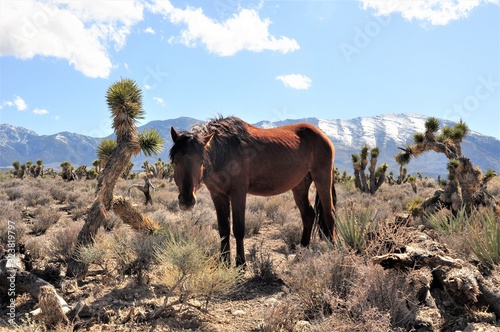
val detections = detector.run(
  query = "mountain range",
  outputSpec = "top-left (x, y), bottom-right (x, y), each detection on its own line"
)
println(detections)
top-left (1, 113), bottom-right (499, 178)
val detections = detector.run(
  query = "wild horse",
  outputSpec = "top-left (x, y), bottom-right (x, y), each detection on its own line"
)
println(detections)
top-left (170, 116), bottom-right (337, 266)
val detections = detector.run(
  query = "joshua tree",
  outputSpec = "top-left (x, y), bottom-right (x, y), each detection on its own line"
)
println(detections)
top-left (74, 165), bottom-right (88, 180)
top-left (66, 78), bottom-right (164, 278)
top-left (35, 159), bottom-right (44, 178)
top-left (12, 161), bottom-right (23, 178)
top-left (60, 161), bottom-right (76, 181)
top-left (351, 145), bottom-right (388, 195)
top-left (128, 177), bottom-right (156, 205)
top-left (396, 117), bottom-right (497, 215)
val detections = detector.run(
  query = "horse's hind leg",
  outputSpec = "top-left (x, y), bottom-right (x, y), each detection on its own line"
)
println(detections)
top-left (311, 169), bottom-right (337, 242)
top-left (292, 173), bottom-right (315, 247)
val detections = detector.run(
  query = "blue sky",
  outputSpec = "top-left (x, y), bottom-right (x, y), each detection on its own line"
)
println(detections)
top-left (0, 0), bottom-right (499, 139)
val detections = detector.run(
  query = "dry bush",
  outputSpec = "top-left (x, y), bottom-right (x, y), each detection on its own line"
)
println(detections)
top-left (155, 229), bottom-right (243, 308)
top-left (349, 265), bottom-right (415, 329)
top-left (0, 204), bottom-right (26, 247)
top-left (264, 196), bottom-right (289, 225)
top-left (285, 250), bottom-right (362, 319)
top-left (279, 220), bottom-right (303, 251)
top-left (4, 187), bottom-right (22, 201)
top-left (258, 298), bottom-right (304, 332)
top-left (17, 184), bottom-right (52, 207)
top-left (48, 221), bottom-right (83, 263)
top-left (30, 206), bottom-right (62, 235)
top-left (49, 184), bottom-right (68, 203)
top-left (245, 210), bottom-right (265, 236)
top-left (247, 196), bottom-right (266, 213)
top-left (248, 242), bottom-right (279, 282)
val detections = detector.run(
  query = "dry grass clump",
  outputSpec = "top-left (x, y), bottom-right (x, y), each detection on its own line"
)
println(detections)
top-left (29, 206), bottom-right (62, 235)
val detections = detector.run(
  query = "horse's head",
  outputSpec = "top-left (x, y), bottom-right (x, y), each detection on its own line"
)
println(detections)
top-left (170, 127), bottom-right (213, 211)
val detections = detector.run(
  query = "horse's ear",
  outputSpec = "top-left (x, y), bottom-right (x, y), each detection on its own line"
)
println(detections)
top-left (171, 127), bottom-right (179, 143)
top-left (203, 133), bottom-right (215, 147)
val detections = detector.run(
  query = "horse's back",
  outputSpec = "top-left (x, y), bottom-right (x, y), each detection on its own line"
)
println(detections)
top-left (242, 122), bottom-right (335, 195)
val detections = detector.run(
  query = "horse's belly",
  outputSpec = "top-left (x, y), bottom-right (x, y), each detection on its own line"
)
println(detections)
top-left (247, 172), bottom-right (306, 196)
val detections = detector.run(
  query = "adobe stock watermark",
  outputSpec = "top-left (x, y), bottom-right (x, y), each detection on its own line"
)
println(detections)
top-left (339, 14), bottom-right (391, 63)
top-left (5, 220), bottom-right (18, 326)
top-left (443, 74), bottom-right (499, 121)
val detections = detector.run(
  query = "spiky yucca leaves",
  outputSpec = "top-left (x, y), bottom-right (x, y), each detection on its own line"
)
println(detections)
top-left (107, 78), bottom-right (144, 140)
top-left (138, 128), bottom-right (165, 157)
top-left (97, 139), bottom-right (117, 164)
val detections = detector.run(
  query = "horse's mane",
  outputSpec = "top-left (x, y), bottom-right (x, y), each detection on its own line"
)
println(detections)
top-left (170, 116), bottom-right (252, 173)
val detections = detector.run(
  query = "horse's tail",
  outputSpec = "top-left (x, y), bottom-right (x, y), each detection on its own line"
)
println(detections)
top-left (314, 181), bottom-right (337, 240)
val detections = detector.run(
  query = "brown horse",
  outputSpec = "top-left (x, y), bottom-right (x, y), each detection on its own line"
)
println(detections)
top-left (169, 116), bottom-right (337, 266)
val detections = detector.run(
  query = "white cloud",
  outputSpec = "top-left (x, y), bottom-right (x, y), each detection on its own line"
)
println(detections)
top-left (0, 0), bottom-right (144, 78)
top-left (276, 74), bottom-right (312, 90)
top-left (33, 108), bottom-right (48, 115)
top-left (13, 96), bottom-right (27, 111)
top-left (3, 101), bottom-right (14, 107)
top-left (148, 1), bottom-right (299, 56)
top-left (54, 115), bottom-right (61, 121)
top-left (144, 84), bottom-right (151, 90)
top-left (153, 97), bottom-right (166, 106)
top-left (144, 27), bottom-right (155, 34)
top-left (361, 0), bottom-right (498, 26)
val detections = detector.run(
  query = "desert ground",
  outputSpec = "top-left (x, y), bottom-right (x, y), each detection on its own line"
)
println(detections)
top-left (1, 173), bottom-right (499, 332)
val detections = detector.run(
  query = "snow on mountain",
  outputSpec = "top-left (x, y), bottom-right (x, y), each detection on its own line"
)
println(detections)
top-left (1, 114), bottom-right (498, 178)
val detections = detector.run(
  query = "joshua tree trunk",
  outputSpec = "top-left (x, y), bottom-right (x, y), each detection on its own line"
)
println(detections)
top-left (66, 79), bottom-right (143, 278)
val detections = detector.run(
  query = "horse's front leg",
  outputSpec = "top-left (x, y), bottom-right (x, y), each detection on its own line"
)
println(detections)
top-left (210, 192), bottom-right (231, 264)
top-left (230, 190), bottom-right (247, 267)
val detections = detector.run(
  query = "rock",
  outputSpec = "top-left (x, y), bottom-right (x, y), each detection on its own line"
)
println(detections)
top-left (231, 309), bottom-right (245, 316)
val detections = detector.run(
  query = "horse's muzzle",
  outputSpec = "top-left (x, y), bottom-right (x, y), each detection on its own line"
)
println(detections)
top-left (178, 193), bottom-right (196, 211)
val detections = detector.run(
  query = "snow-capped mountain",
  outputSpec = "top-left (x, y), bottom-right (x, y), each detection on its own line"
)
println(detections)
top-left (1, 114), bottom-right (499, 177)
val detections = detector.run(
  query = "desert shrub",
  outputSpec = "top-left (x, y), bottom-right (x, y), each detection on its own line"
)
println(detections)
top-left (23, 187), bottom-right (52, 207)
top-left (155, 230), bottom-right (243, 308)
top-left (24, 236), bottom-right (45, 260)
top-left (48, 221), bottom-right (83, 263)
top-left (264, 196), bottom-right (289, 224)
top-left (258, 299), bottom-right (304, 332)
top-left (349, 266), bottom-right (416, 328)
top-left (0, 214), bottom-right (27, 248)
top-left (5, 187), bottom-right (22, 201)
top-left (49, 185), bottom-right (67, 203)
top-left (75, 244), bottom-right (106, 268)
top-left (406, 198), bottom-right (423, 217)
top-left (30, 207), bottom-right (62, 235)
top-left (247, 196), bottom-right (265, 213)
top-left (248, 243), bottom-right (278, 282)
top-left (279, 221), bottom-right (303, 251)
top-left (467, 208), bottom-right (500, 269)
top-left (285, 250), bottom-right (362, 319)
top-left (245, 210), bottom-right (265, 236)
